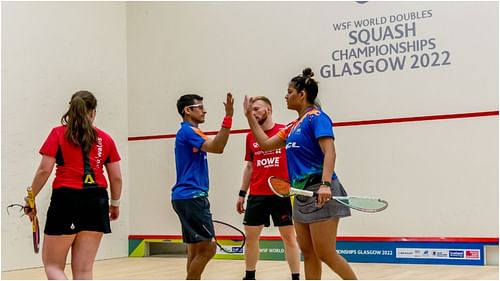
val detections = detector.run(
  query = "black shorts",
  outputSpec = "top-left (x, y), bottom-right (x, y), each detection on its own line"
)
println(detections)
top-left (243, 195), bottom-right (293, 227)
top-left (172, 197), bottom-right (215, 244)
top-left (44, 187), bottom-right (111, 235)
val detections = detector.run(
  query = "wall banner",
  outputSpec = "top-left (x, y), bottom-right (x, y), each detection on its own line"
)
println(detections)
top-left (320, 9), bottom-right (452, 78)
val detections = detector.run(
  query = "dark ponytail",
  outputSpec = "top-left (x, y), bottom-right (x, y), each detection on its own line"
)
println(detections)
top-left (290, 67), bottom-right (319, 105)
top-left (61, 91), bottom-right (97, 152)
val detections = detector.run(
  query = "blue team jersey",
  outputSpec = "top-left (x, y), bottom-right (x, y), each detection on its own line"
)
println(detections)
top-left (277, 108), bottom-right (338, 189)
top-left (172, 121), bottom-right (209, 200)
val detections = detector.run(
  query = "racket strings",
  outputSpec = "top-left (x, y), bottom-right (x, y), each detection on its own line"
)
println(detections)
top-left (213, 223), bottom-right (244, 241)
top-left (6, 204), bottom-right (27, 217)
top-left (212, 221), bottom-right (246, 254)
top-left (336, 197), bottom-right (388, 212)
top-left (269, 178), bottom-right (291, 196)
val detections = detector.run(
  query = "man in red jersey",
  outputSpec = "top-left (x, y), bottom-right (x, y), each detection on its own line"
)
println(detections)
top-left (236, 96), bottom-right (300, 280)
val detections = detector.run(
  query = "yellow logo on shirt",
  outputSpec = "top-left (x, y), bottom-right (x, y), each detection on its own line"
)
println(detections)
top-left (84, 174), bottom-right (95, 184)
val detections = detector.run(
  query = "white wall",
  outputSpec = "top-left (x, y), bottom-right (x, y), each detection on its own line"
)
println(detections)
top-left (1, 2), bottom-right (128, 271)
top-left (127, 1), bottom-right (498, 238)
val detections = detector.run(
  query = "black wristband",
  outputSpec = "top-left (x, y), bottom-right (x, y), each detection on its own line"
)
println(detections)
top-left (320, 181), bottom-right (331, 187)
top-left (239, 190), bottom-right (247, 197)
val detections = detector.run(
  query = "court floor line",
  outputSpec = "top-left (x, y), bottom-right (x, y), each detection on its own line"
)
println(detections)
top-left (2, 257), bottom-right (498, 280)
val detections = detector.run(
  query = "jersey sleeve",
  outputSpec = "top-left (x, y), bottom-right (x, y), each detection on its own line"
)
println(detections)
top-left (277, 121), bottom-right (295, 140)
top-left (105, 136), bottom-right (121, 163)
top-left (186, 127), bottom-right (208, 149)
top-left (39, 127), bottom-right (59, 157)
top-left (311, 112), bottom-right (335, 139)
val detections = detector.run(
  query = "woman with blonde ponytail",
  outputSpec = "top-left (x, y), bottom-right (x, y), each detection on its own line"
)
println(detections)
top-left (25, 90), bottom-right (122, 279)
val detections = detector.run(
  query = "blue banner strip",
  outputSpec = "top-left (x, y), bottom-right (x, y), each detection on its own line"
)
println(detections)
top-left (336, 241), bottom-right (489, 265)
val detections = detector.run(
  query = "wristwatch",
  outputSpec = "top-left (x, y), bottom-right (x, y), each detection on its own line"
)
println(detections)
top-left (320, 181), bottom-right (331, 187)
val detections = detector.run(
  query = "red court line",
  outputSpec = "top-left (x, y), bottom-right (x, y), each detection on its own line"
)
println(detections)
top-left (335, 110), bottom-right (499, 127)
top-left (128, 235), bottom-right (498, 243)
top-left (128, 110), bottom-right (498, 141)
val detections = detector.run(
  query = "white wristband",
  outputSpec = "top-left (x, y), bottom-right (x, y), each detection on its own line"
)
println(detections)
top-left (110, 199), bottom-right (120, 207)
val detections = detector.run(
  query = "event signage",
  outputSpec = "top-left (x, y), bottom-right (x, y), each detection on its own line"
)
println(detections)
top-left (320, 9), bottom-right (452, 78)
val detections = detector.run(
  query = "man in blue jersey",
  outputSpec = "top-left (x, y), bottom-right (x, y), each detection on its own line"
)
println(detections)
top-left (172, 93), bottom-right (234, 280)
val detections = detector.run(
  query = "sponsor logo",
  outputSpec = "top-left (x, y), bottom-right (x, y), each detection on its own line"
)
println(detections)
top-left (254, 148), bottom-right (282, 156)
top-left (397, 248), bottom-right (482, 260)
top-left (231, 246), bottom-right (244, 253)
top-left (256, 157), bottom-right (280, 167)
top-left (449, 250), bottom-right (464, 258)
top-left (215, 246), bottom-right (243, 254)
top-left (285, 142), bottom-right (300, 149)
top-left (397, 248), bottom-right (449, 259)
top-left (465, 250), bottom-right (480, 259)
top-left (396, 249), bottom-right (415, 258)
top-left (434, 250), bottom-right (448, 258)
top-left (84, 174), bottom-right (95, 184)
top-left (95, 137), bottom-right (103, 167)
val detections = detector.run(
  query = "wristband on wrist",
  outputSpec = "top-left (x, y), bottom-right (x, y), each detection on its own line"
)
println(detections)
top-left (320, 181), bottom-right (331, 187)
top-left (221, 116), bottom-right (233, 129)
top-left (238, 190), bottom-right (247, 198)
top-left (110, 199), bottom-right (120, 207)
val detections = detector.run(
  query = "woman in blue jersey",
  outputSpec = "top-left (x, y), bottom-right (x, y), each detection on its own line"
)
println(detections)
top-left (243, 68), bottom-right (357, 280)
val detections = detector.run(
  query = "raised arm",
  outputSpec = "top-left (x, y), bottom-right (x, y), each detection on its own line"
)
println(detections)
top-left (243, 95), bottom-right (285, 151)
top-left (201, 93), bottom-right (234, 154)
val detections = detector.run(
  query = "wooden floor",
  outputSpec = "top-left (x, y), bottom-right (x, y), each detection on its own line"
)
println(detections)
top-left (2, 257), bottom-right (498, 280)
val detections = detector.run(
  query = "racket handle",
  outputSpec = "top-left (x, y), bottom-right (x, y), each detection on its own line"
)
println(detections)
top-left (26, 187), bottom-right (36, 209)
top-left (290, 187), bottom-right (314, 197)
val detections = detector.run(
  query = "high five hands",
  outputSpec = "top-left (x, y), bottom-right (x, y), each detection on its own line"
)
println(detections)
top-left (224, 93), bottom-right (234, 117)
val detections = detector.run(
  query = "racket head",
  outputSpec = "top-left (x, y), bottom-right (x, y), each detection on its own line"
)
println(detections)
top-left (6, 204), bottom-right (26, 217)
top-left (212, 220), bottom-right (245, 254)
top-left (267, 176), bottom-right (291, 198)
top-left (334, 196), bottom-right (388, 213)
top-left (33, 216), bottom-right (40, 253)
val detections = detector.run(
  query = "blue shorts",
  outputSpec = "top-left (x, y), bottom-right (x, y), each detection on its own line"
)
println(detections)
top-left (172, 197), bottom-right (215, 243)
